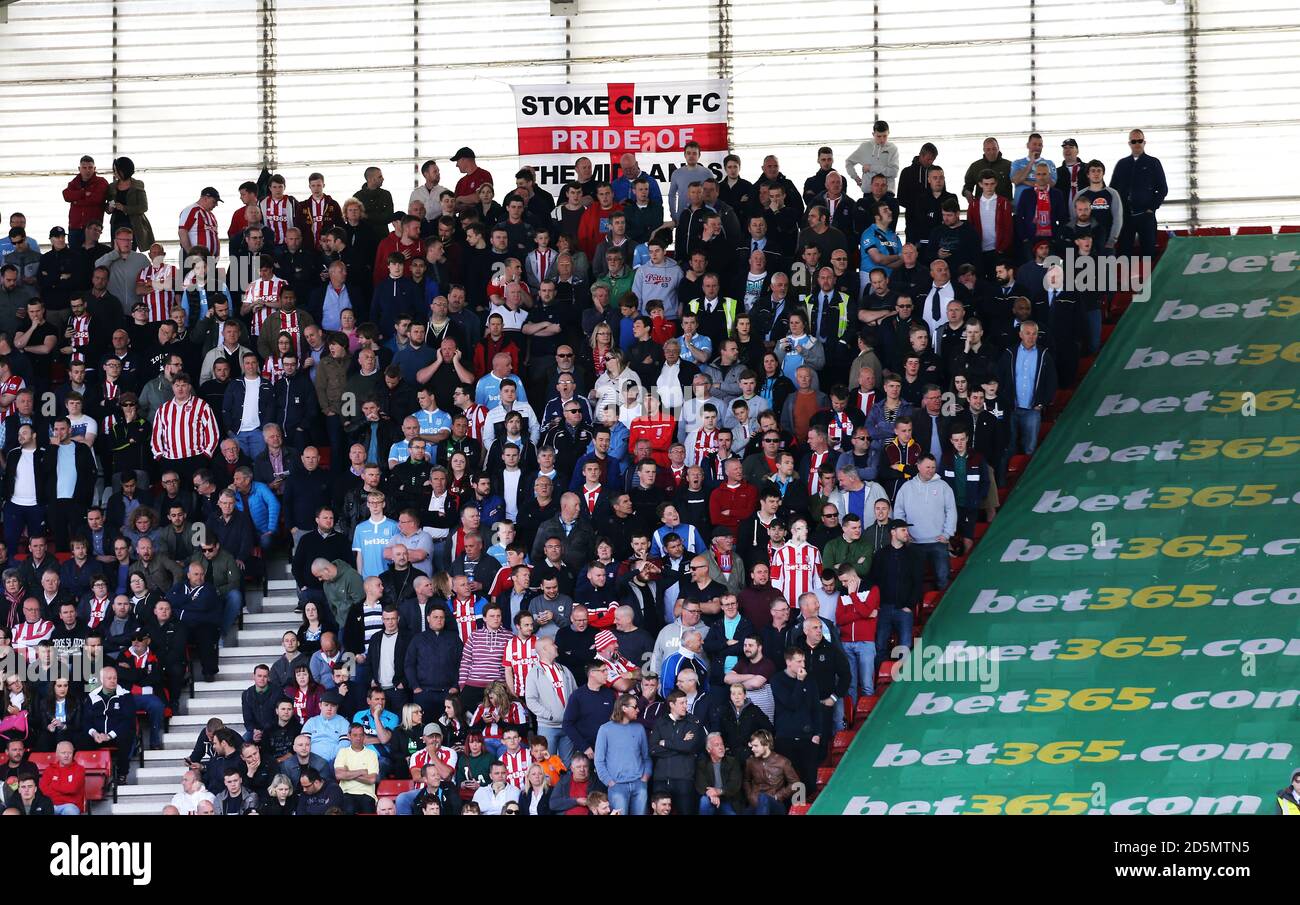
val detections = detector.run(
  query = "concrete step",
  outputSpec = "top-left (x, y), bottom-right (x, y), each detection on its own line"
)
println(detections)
top-left (182, 695), bottom-right (242, 714)
top-left (116, 782), bottom-right (187, 798)
top-left (144, 746), bottom-right (194, 762)
top-left (171, 711), bottom-right (241, 728)
top-left (244, 611), bottom-right (301, 625)
top-left (98, 799), bottom-right (172, 815)
top-left (220, 645), bottom-right (283, 660)
top-left (238, 628), bottom-right (296, 644)
top-left (189, 679), bottom-right (247, 693)
top-left (267, 579), bottom-right (296, 591)
top-left (263, 598), bottom-right (299, 613)
top-left (162, 725), bottom-right (241, 748)
top-left (135, 765), bottom-right (185, 784)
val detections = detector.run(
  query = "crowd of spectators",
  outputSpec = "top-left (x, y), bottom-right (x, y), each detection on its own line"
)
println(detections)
top-left (0, 124), bottom-right (1166, 813)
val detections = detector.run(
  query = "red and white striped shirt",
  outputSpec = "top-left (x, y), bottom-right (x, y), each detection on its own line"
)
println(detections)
top-left (246, 277), bottom-right (286, 335)
top-left (259, 195), bottom-right (296, 244)
top-left (84, 596), bottom-right (111, 628)
top-left (463, 404), bottom-right (489, 442)
top-left (450, 596), bottom-right (481, 643)
top-left (853, 389), bottom-right (877, 417)
top-left (261, 356), bottom-right (287, 384)
top-left (597, 651), bottom-right (637, 686)
top-left (303, 196), bottom-right (330, 247)
top-left (409, 745), bottom-right (457, 781)
top-left (0, 374), bottom-right (25, 419)
top-left (535, 662), bottom-right (568, 708)
top-left (806, 449), bottom-right (831, 493)
top-left (179, 203), bottom-right (220, 255)
top-left (150, 395), bottom-right (220, 460)
top-left (12, 619), bottom-right (53, 661)
top-left (772, 540), bottom-right (821, 608)
top-left (826, 410), bottom-right (853, 447)
top-left (469, 701), bottom-right (527, 741)
top-left (502, 635), bottom-right (537, 695)
top-left (67, 315), bottom-right (93, 363)
top-left (582, 483), bottom-right (603, 515)
top-left (501, 746), bottom-right (532, 789)
top-left (689, 428), bottom-right (718, 466)
top-left (100, 379), bottom-right (121, 433)
top-left (136, 262), bottom-right (178, 322)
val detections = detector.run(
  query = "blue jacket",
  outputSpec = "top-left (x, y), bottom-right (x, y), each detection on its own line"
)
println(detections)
top-left (1110, 153), bottom-right (1168, 215)
top-left (373, 278), bottom-right (422, 339)
top-left (595, 720), bottom-right (652, 786)
top-left (236, 481), bottom-right (281, 534)
top-left (167, 580), bottom-right (222, 627)
top-left (85, 686), bottom-right (136, 742)
top-left (221, 376), bottom-right (276, 438)
top-left (562, 685), bottom-right (617, 754)
top-left (1013, 185), bottom-right (1070, 244)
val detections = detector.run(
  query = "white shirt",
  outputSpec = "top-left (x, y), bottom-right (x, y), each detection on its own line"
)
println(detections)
top-left (239, 377), bottom-right (262, 432)
top-left (377, 631), bottom-right (398, 687)
top-left (170, 787), bottom-right (216, 814)
top-left (921, 282), bottom-right (954, 346)
top-left (11, 451), bottom-right (37, 506)
top-left (502, 469), bottom-right (522, 521)
top-left (471, 782), bottom-right (520, 815)
top-left (979, 195), bottom-right (999, 251)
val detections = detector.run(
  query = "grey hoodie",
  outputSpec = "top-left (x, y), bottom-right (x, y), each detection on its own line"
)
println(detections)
top-left (633, 260), bottom-right (684, 319)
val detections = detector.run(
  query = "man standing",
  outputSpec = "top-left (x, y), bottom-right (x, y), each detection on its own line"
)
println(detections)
top-left (868, 518), bottom-right (924, 660)
top-left (648, 688), bottom-right (705, 815)
top-left (892, 454), bottom-right (956, 592)
top-left (1110, 128), bottom-right (1168, 256)
top-left (452, 147), bottom-right (493, 211)
top-left (45, 416), bottom-right (96, 552)
top-left (769, 648), bottom-right (821, 791)
top-left (150, 372), bottom-right (219, 485)
top-left (178, 187), bottom-right (222, 257)
top-left (998, 320), bottom-right (1057, 458)
top-left (846, 121), bottom-right (899, 193)
top-left (63, 156), bottom-right (110, 248)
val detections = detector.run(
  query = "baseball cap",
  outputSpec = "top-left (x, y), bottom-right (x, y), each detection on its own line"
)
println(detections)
top-left (1061, 138), bottom-right (1078, 148)
top-left (49, 227), bottom-right (66, 238)
top-left (593, 630), bottom-right (618, 652)
top-left (201, 186), bottom-right (223, 203)
top-left (423, 723), bottom-right (443, 737)
top-left (451, 146), bottom-right (476, 161)
top-left (710, 526), bottom-right (734, 540)
top-left (885, 518), bottom-right (912, 529)
top-left (320, 691), bottom-right (343, 706)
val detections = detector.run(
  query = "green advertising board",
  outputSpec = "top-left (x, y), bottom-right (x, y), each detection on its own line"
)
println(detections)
top-left (812, 236), bottom-right (1300, 815)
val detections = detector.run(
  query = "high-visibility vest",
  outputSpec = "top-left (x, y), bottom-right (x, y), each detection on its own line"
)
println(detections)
top-left (802, 291), bottom-right (850, 340)
top-left (688, 296), bottom-right (739, 337)
top-left (1279, 794), bottom-right (1300, 815)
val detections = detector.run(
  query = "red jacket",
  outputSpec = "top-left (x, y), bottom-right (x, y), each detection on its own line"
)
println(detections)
top-left (372, 234), bottom-right (424, 285)
top-left (577, 202), bottom-right (624, 260)
top-left (835, 585), bottom-right (880, 644)
top-left (39, 762), bottom-right (86, 809)
top-left (965, 194), bottom-right (1014, 254)
top-left (62, 175), bottom-right (110, 231)
top-left (709, 481), bottom-right (759, 529)
top-left (473, 335), bottom-right (522, 378)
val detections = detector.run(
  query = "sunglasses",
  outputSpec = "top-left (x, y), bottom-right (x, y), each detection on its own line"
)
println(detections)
top-left (1129, 139), bottom-right (1145, 145)
top-left (556, 353), bottom-right (573, 358)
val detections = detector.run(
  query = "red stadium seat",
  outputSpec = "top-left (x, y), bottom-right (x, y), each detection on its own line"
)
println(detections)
top-left (75, 750), bottom-right (115, 804)
top-left (816, 766), bottom-right (834, 788)
top-left (1007, 454), bottom-right (1030, 477)
top-left (378, 779), bottom-right (415, 798)
top-left (1236, 225), bottom-right (1272, 235)
top-left (854, 694), bottom-right (879, 721)
top-left (27, 752), bottom-right (57, 771)
top-left (84, 775), bottom-right (106, 808)
top-left (973, 521), bottom-right (989, 541)
top-left (789, 803), bottom-right (811, 815)
top-left (876, 661), bottom-right (895, 687)
top-left (1193, 226), bottom-right (1229, 236)
top-left (1100, 322), bottom-right (1115, 344)
top-left (830, 730), bottom-right (855, 763)
top-left (1279, 225), bottom-right (1300, 234)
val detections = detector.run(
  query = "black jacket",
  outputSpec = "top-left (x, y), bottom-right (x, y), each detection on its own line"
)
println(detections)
top-left (241, 685), bottom-right (282, 736)
top-left (84, 686), bottom-right (136, 742)
top-left (798, 638), bottom-right (851, 703)
top-left (998, 343), bottom-right (1059, 410)
top-left (868, 543), bottom-right (925, 611)
top-left (1, 445), bottom-right (49, 505)
top-left (694, 753), bottom-right (744, 807)
top-left (364, 628), bottom-right (412, 689)
top-left (649, 712), bottom-right (706, 783)
top-left (221, 376), bottom-right (275, 438)
top-left (718, 699), bottom-right (774, 760)
top-left (403, 627), bottom-right (462, 693)
top-left (44, 441), bottom-right (98, 506)
top-left (518, 785), bottom-right (554, 815)
top-left (770, 669), bottom-right (820, 739)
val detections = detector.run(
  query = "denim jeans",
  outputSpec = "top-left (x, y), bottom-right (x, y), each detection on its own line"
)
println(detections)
top-left (608, 779), bottom-right (648, 816)
top-left (1010, 407), bottom-right (1041, 456)
top-left (221, 589), bottom-right (243, 634)
top-left (2, 501), bottom-right (44, 552)
top-left (54, 803), bottom-right (82, 816)
top-left (843, 640), bottom-right (877, 699)
top-left (234, 429), bottom-right (267, 460)
top-left (914, 541), bottom-right (951, 591)
top-left (136, 693), bottom-right (167, 746)
top-left (874, 606), bottom-right (914, 660)
top-left (1086, 308), bottom-right (1103, 354)
top-left (697, 794), bottom-right (737, 815)
top-left (537, 724), bottom-right (573, 766)
top-left (747, 793), bottom-right (786, 815)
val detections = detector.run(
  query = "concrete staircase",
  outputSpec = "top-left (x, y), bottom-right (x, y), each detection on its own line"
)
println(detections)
top-left (97, 558), bottom-right (299, 814)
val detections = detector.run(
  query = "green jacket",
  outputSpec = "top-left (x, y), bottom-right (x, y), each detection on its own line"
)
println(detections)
top-left (191, 548), bottom-right (242, 598)
top-left (105, 179), bottom-right (154, 249)
top-left (596, 269), bottom-right (634, 302)
top-left (323, 559), bottom-right (364, 627)
top-left (823, 536), bottom-right (876, 578)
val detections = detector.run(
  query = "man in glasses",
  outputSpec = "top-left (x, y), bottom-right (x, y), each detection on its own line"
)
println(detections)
top-left (541, 371), bottom-right (591, 427)
top-left (1110, 128), bottom-right (1167, 257)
